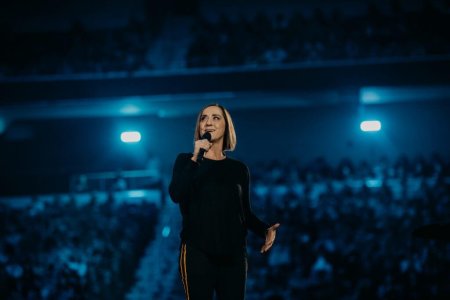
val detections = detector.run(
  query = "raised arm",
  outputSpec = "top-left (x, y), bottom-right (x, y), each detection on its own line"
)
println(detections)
top-left (168, 153), bottom-right (199, 203)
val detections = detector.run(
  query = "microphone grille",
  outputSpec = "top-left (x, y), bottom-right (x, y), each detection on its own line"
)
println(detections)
top-left (201, 132), bottom-right (212, 141)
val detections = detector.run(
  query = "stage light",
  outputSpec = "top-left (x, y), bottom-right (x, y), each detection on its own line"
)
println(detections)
top-left (127, 190), bottom-right (146, 198)
top-left (121, 131), bottom-right (141, 143)
top-left (162, 226), bottom-right (171, 238)
top-left (360, 120), bottom-right (381, 132)
top-left (120, 104), bottom-right (140, 115)
top-left (360, 89), bottom-right (381, 104)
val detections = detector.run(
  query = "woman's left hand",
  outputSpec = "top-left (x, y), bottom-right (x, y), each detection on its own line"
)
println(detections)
top-left (261, 223), bottom-right (280, 253)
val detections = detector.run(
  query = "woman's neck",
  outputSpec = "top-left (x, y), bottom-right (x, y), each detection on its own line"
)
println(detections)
top-left (205, 143), bottom-right (225, 160)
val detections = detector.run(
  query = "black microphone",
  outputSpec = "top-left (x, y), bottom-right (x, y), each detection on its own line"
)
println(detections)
top-left (197, 132), bottom-right (212, 162)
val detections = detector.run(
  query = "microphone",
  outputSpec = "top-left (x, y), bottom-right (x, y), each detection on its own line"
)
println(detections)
top-left (197, 132), bottom-right (212, 162)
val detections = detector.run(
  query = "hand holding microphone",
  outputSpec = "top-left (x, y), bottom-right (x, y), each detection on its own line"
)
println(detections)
top-left (192, 132), bottom-right (212, 162)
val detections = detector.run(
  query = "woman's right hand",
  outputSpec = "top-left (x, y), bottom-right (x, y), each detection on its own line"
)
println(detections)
top-left (192, 139), bottom-right (212, 162)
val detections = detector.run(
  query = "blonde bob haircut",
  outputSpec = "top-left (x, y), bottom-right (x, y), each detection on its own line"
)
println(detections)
top-left (194, 103), bottom-right (237, 152)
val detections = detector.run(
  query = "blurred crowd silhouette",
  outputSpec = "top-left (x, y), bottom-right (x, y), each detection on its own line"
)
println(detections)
top-left (187, 1), bottom-right (450, 67)
top-left (1, 154), bottom-right (449, 299)
top-left (2, 1), bottom-right (449, 77)
top-left (0, 196), bottom-right (158, 300)
top-left (245, 154), bottom-right (450, 299)
top-left (1, 18), bottom-right (153, 76)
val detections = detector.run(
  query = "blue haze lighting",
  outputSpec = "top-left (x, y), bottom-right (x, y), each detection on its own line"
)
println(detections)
top-left (0, 117), bottom-right (5, 134)
top-left (120, 104), bottom-right (140, 115)
top-left (127, 190), bottom-right (146, 198)
top-left (162, 226), bottom-right (171, 238)
top-left (360, 120), bottom-right (381, 132)
top-left (366, 178), bottom-right (382, 188)
top-left (121, 131), bottom-right (141, 143)
top-left (360, 89), bottom-right (381, 104)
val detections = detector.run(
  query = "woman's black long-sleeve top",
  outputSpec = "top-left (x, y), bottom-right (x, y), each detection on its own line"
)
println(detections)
top-left (169, 153), bottom-right (269, 257)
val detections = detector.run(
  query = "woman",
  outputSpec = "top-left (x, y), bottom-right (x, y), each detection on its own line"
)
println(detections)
top-left (169, 103), bottom-right (280, 300)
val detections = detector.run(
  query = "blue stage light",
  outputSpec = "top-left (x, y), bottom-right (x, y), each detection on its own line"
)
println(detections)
top-left (0, 117), bottom-right (5, 134)
top-left (120, 104), bottom-right (140, 115)
top-left (360, 89), bottom-right (381, 104)
top-left (162, 226), bottom-right (171, 238)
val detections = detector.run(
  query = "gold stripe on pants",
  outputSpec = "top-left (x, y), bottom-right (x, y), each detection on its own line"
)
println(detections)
top-left (179, 243), bottom-right (190, 300)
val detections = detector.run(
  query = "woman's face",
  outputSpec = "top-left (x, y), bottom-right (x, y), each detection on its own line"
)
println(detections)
top-left (199, 106), bottom-right (226, 143)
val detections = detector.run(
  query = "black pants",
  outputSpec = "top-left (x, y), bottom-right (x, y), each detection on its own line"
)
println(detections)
top-left (178, 243), bottom-right (247, 300)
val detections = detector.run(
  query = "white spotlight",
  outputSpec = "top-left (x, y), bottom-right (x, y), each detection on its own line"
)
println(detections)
top-left (360, 120), bottom-right (381, 132)
top-left (121, 131), bottom-right (141, 143)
